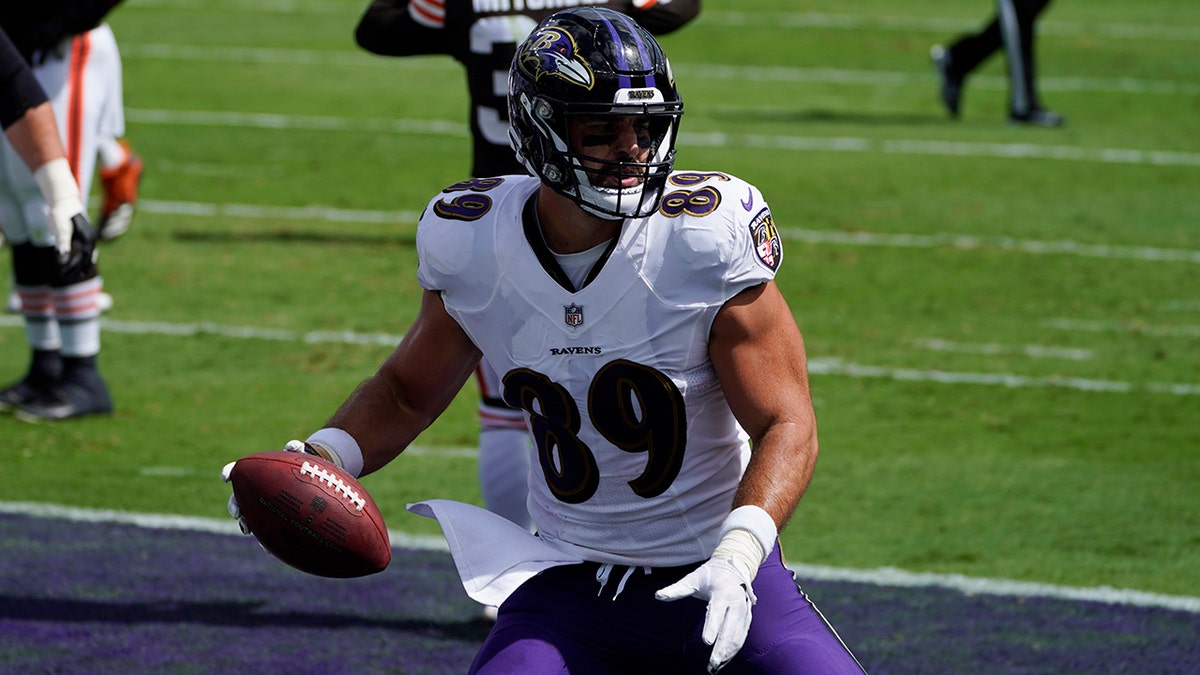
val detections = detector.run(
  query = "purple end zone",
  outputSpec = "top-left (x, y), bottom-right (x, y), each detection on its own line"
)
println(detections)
top-left (0, 513), bottom-right (487, 674)
top-left (1, 513), bottom-right (1197, 673)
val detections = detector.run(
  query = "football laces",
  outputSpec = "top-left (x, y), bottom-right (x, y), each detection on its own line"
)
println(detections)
top-left (300, 461), bottom-right (367, 512)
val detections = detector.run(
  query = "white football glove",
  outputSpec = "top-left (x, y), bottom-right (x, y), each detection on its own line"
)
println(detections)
top-left (656, 554), bottom-right (756, 673)
top-left (655, 506), bottom-right (777, 673)
top-left (32, 158), bottom-right (87, 261)
top-left (220, 459), bottom-right (253, 535)
top-left (222, 440), bottom-right (346, 535)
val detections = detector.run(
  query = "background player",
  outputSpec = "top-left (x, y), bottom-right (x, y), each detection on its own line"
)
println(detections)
top-left (0, 1), bottom-right (131, 419)
top-left (354, 0), bottom-right (701, 533)
top-left (930, 0), bottom-right (1064, 126)
top-left (0, 30), bottom-right (93, 268)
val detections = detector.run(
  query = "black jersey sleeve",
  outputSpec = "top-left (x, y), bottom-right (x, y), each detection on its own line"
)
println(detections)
top-left (2, 0), bottom-right (124, 62)
top-left (623, 0), bottom-right (702, 36)
top-left (0, 26), bottom-right (49, 130)
top-left (355, 0), bottom-right (449, 57)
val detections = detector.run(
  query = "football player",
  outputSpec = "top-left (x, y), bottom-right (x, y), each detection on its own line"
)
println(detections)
top-left (930, 0), bottom-right (1064, 126)
top-left (228, 8), bottom-right (864, 673)
top-left (0, 1), bottom-right (132, 419)
top-left (354, 0), bottom-right (701, 537)
top-left (0, 31), bottom-right (93, 272)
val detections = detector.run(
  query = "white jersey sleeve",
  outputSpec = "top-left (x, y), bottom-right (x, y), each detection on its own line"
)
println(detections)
top-left (416, 175), bottom-right (538, 303)
top-left (415, 171), bottom-right (787, 567)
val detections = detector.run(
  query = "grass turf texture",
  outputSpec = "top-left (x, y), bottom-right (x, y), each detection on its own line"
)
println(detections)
top-left (3, 0), bottom-right (1198, 604)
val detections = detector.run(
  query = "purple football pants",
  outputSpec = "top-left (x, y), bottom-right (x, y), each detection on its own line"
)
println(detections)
top-left (469, 544), bottom-right (866, 674)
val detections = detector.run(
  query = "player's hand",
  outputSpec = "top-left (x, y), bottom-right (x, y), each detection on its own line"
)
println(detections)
top-left (221, 440), bottom-right (314, 535)
top-left (32, 158), bottom-right (90, 261)
top-left (221, 459), bottom-right (252, 535)
top-left (47, 206), bottom-right (79, 260)
top-left (655, 555), bottom-right (757, 673)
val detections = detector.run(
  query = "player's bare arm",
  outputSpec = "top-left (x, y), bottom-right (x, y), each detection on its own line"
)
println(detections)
top-left (326, 289), bottom-right (481, 476)
top-left (708, 280), bottom-right (819, 532)
top-left (3, 101), bottom-right (65, 168)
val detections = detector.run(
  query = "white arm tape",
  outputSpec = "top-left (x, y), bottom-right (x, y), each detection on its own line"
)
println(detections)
top-left (716, 505), bottom-right (778, 566)
top-left (305, 427), bottom-right (365, 478)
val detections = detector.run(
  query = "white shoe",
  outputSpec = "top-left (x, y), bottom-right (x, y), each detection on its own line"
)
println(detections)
top-left (98, 203), bottom-right (135, 241)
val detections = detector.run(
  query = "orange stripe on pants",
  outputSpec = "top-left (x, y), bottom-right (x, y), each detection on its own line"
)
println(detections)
top-left (66, 33), bottom-right (91, 186)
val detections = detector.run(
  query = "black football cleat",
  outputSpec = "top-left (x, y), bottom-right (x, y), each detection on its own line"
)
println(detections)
top-left (15, 368), bottom-right (112, 421)
top-left (1010, 108), bottom-right (1066, 127)
top-left (930, 44), bottom-right (962, 117)
top-left (0, 350), bottom-right (62, 412)
top-left (0, 377), bottom-right (53, 412)
top-left (97, 140), bottom-right (144, 241)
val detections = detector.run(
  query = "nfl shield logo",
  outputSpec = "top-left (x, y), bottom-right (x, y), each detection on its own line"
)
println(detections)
top-left (564, 304), bottom-right (584, 328)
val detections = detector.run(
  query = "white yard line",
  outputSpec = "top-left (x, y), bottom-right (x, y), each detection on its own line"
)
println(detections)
top-left (0, 316), bottom-right (1195, 395)
top-left (703, 133), bottom-right (1200, 168)
top-left (123, 107), bottom-right (1200, 169)
top-left (685, 64), bottom-right (1200, 96)
top-left (126, 107), bottom-right (466, 136)
top-left (122, 2), bottom-right (1200, 42)
top-left (780, 229), bottom-right (1200, 264)
top-left (138, 198), bottom-right (421, 224)
top-left (1043, 318), bottom-right (1200, 339)
top-left (787, 562), bottom-right (1200, 614)
top-left (2, 500), bottom-right (1197, 614)
top-left (914, 338), bottom-right (1094, 361)
top-left (707, 11), bottom-right (1200, 43)
top-left (118, 44), bottom-right (1200, 97)
top-left (805, 358), bottom-right (1200, 396)
top-left (130, 197), bottom-right (1200, 266)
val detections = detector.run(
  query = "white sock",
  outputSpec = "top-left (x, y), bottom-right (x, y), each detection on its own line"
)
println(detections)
top-left (98, 137), bottom-right (127, 169)
top-left (17, 285), bottom-right (61, 350)
top-left (53, 277), bottom-right (103, 357)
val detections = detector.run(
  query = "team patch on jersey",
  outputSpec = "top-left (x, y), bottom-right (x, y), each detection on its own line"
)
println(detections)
top-left (564, 303), bottom-right (585, 328)
top-left (749, 208), bottom-right (782, 272)
top-left (521, 27), bottom-right (594, 90)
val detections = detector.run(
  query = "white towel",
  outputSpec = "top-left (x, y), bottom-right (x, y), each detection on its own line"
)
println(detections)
top-left (407, 499), bottom-right (584, 607)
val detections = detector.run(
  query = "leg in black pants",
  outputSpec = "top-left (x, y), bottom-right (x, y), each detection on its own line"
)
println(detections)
top-left (931, 0), bottom-right (1063, 126)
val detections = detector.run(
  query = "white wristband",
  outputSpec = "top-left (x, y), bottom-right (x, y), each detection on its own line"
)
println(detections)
top-left (305, 427), bottom-right (365, 478)
top-left (32, 158), bottom-right (83, 214)
top-left (715, 505), bottom-right (778, 570)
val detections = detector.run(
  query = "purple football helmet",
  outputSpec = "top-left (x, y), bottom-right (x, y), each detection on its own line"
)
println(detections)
top-left (508, 8), bottom-right (683, 220)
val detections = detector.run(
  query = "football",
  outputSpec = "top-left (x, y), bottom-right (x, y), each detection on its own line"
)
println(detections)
top-left (228, 450), bottom-right (391, 578)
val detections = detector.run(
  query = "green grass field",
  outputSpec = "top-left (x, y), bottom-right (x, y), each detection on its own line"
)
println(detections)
top-left (3, 0), bottom-right (1198, 600)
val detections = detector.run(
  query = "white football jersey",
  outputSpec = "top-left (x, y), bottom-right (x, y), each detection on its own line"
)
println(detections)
top-left (417, 172), bottom-right (784, 566)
